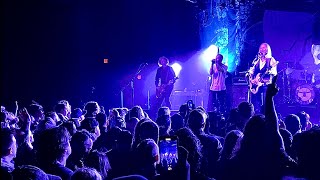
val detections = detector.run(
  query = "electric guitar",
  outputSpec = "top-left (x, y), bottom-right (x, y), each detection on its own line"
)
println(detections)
top-left (249, 62), bottom-right (278, 94)
top-left (156, 77), bottom-right (178, 98)
top-left (249, 73), bottom-right (265, 94)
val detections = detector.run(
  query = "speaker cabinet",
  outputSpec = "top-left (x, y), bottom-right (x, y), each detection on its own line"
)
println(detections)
top-left (231, 84), bottom-right (248, 108)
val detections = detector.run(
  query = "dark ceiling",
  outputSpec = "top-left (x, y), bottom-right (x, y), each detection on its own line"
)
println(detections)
top-left (265, 0), bottom-right (319, 13)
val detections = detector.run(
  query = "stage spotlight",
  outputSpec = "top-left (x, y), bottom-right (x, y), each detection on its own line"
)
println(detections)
top-left (202, 44), bottom-right (219, 62)
top-left (201, 44), bottom-right (219, 73)
top-left (171, 63), bottom-right (182, 76)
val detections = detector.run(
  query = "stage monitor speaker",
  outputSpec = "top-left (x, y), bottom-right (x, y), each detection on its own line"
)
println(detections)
top-left (171, 93), bottom-right (195, 111)
top-left (231, 84), bottom-right (248, 108)
top-left (170, 90), bottom-right (204, 110)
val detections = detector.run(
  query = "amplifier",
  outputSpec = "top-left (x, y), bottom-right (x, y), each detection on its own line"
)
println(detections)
top-left (231, 84), bottom-right (249, 108)
top-left (232, 76), bottom-right (247, 85)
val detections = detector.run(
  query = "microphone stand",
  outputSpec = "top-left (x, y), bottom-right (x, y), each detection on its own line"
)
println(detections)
top-left (120, 63), bottom-right (148, 108)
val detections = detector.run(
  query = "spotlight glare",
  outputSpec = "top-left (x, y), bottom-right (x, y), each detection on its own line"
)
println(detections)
top-left (171, 63), bottom-right (182, 76)
top-left (201, 44), bottom-right (219, 73)
top-left (202, 45), bottom-right (219, 62)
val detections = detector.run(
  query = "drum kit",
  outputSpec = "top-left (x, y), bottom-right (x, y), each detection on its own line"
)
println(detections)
top-left (280, 63), bottom-right (320, 106)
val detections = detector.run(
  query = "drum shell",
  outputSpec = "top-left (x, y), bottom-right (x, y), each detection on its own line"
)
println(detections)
top-left (294, 84), bottom-right (316, 105)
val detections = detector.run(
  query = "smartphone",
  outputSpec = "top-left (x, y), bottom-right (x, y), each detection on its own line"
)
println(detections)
top-left (187, 100), bottom-right (194, 109)
top-left (159, 136), bottom-right (178, 171)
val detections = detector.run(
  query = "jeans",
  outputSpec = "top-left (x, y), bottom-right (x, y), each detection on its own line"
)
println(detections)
top-left (251, 86), bottom-right (267, 114)
top-left (208, 90), bottom-right (226, 113)
top-left (156, 85), bottom-right (173, 110)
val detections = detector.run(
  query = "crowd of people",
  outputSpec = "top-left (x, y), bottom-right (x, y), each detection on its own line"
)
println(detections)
top-left (1, 76), bottom-right (320, 180)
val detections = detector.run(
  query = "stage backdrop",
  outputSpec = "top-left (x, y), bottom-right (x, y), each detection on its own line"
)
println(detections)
top-left (263, 10), bottom-right (320, 123)
top-left (263, 10), bottom-right (316, 74)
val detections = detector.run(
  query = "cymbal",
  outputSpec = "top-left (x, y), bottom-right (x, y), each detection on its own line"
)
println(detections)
top-left (285, 68), bottom-right (294, 75)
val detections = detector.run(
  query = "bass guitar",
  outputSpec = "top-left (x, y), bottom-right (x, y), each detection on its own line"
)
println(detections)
top-left (156, 77), bottom-right (178, 98)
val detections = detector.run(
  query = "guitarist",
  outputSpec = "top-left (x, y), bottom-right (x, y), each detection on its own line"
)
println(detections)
top-left (155, 56), bottom-right (177, 110)
top-left (247, 43), bottom-right (278, 113)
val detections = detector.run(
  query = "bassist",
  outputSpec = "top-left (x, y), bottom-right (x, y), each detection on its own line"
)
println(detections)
top-left (248, 43), bottom-right (278, 113)
top-left (155, 56), bottom-right (177, 110)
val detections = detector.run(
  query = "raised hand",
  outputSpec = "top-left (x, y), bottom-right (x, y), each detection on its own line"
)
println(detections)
top-left (266, 75), bottom-right (279, 97)
top-left (15, 101), bottom-right (18, 116)
top-left (19, 107), bottom-right (32, 123)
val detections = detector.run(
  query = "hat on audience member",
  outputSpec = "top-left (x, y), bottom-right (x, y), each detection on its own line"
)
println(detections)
top-left (71, 108), bottom-right (86, 119)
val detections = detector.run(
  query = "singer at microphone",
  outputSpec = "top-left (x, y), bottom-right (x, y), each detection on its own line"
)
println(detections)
top-left (208, 53), bottom-right (228, 113)
top-left (247, 42), bottom-right (278, 114)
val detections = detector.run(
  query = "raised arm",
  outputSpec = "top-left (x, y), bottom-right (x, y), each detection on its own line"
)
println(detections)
top-left (18, 107), bottom-right (32, 134)
top-left (265, 75), bottom-right (279, 131)
top-left (14, 101), bottom-right (18, 117)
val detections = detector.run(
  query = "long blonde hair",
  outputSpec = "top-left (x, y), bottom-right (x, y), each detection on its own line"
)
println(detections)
top-left (260, 43), bottom-right (272, 59)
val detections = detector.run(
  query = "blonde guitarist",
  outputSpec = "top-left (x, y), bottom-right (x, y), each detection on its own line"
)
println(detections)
top-left (155, 56), bottom-right (177, 110)
top-left (247, 43), bottom-right (278, 113)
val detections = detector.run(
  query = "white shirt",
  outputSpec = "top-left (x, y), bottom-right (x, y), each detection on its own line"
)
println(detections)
top-left (249, 57), bottom-right (278, 76)
top-left (259, 60), bottom-right (266, 70)
top-left (210, 63), bottom-right (228, 91)
top-left (248, 57), bottom-right (278, 85)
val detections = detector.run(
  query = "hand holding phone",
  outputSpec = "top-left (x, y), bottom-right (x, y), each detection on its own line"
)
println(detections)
top-left (159, 136), bottom-right (178, 171)
top-left (187, 100), bottom-right (194, 110)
